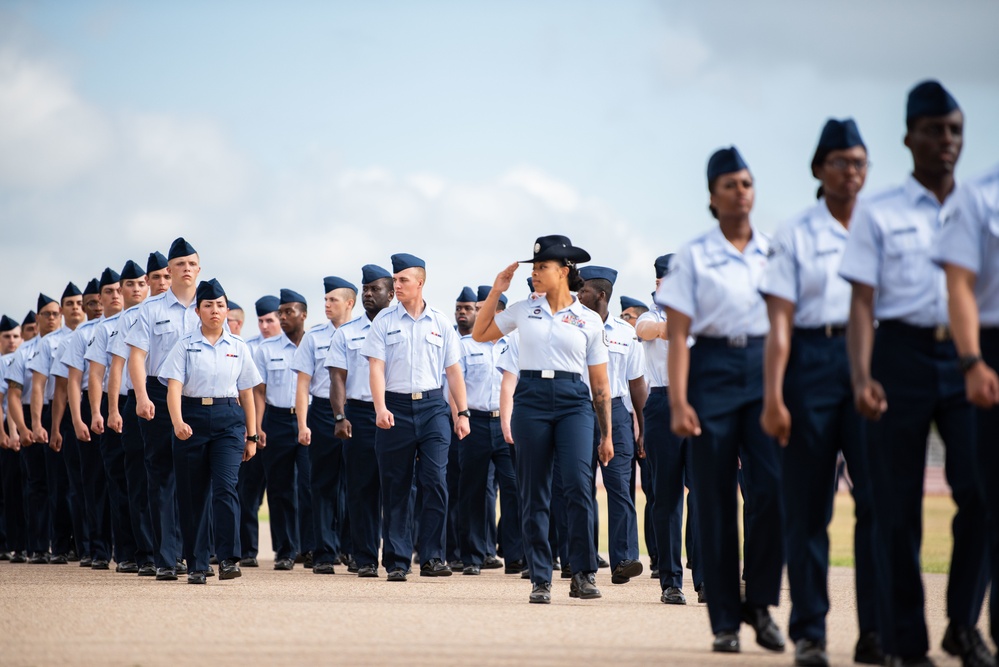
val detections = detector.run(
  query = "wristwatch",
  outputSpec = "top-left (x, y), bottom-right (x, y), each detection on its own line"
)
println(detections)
top-left (959, 354), bottom-right (984, 374)
top-left (245, 434), bottom-right (259, 443)
top-left (334, 413), bottom-right (346, 423)
top-left (457, 409), bottom-right (471, 419)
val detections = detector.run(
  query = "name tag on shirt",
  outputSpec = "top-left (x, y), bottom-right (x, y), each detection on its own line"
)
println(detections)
top-left (153, 320), bottom-right (175, 336)
top-left (386, 330), bottom-right (403, 345)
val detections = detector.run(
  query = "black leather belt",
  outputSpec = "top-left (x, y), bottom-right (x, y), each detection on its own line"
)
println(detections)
top-left (520, 370), bottom-right (582, 381)
top-left (648, 386), bottom-right (669, 396)
top-left (470, 409), bottom-right (500, 419)
top-left (265, 405), bottom-right (297, 415)
top-left (795, 325), bottom-right (847, 338)
top-left (181, 397), bottom-right (238, 407)
top-left (386, 388), bottom-right (444, 401)
top-left (696, 335), bottom-right (765, 349)
top-left (879, 320), bottom-right (952, 342)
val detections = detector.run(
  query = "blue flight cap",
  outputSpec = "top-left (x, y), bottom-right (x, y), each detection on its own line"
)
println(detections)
top-left (146, 251), bottom-right (168, 274)
top-left (61, 282), bottom-right (82, 300)
top-left (907, 80), bottom-right (960, 122)
top-left (476, 285), bottom-right (507, 306)
top-left (254, 295), bottom-right (280, 317)
top-left (23, 310), bottom-right (36, 325)
top-left (391, 253), bottom-right (426, 273)
top-left (579, 266), bottom-right (618, 285)
top-left (280, 288), bottom-right (307, 307)
top-left (168, 237), bottom-right (197, 260)
top-left (227, 300), bottom-right (242, 312)
top-left (654, 254), bottom-right (674, 279)
top-left (520, 235), bottom-right (590, 264)
top-left (456, 286), bottom-right (477, 303)
top-left (707, 146), bottom-right (750, 186)
top-left (815, 118), bottom-right (865, 154)
top-left (620, 296), bottom-right (647, 311)
top-left (120, 259), bottom-right (145, 281)
top-left (0, 315), bottom-right (18, 332)
top-left (99, 267), bottom-right (121, 290)
top-left (196, 278), bottom-right (226, 303)
top-left (37, 294), bottom-right (56, 312)
top-left (361, 264), bottom-right (392, 285)
top-left (324, 276), bottom-right (358, 294)
top-left (83, 278), bottom-right (101, 296)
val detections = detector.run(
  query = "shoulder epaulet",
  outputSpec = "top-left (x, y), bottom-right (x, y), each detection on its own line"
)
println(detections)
top-left (309, 322), bottom-right (328, 331)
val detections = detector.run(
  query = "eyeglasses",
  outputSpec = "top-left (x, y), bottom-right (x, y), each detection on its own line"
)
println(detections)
top-left (37, 311), bottom-right (61, 319)
top-left (825, 158), bottom-right (870, 172)
top-left (621, 314), bottom-right (636, 322)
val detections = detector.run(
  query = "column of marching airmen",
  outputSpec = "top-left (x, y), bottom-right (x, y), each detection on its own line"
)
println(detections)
top-left (1, 78), bottom-right (999, 667)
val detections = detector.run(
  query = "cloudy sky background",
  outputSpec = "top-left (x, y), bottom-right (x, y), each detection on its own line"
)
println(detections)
top-left (1, 1), bottom-right (997, 335)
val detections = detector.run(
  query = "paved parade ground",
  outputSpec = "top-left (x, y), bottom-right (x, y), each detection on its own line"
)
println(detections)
top-left (0, 514), bottom-right (983, 667)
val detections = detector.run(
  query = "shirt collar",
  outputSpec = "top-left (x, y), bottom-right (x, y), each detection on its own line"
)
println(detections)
top-left (809, 199), bottom-right (850, 239)
top-left (191, 327), bottom-right (234, 348)
top-left (704, 225), bottom-right (769, 258)
top-left (903, 173), bottom-right (959, 208)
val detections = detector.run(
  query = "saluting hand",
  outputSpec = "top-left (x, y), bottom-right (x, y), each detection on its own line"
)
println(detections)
top-left (671, 401), bottom-right (701, 438)
top-left (334, 419), bottom-right (352, 440)
top-left (298, 426), bottom-right (312, 446)
top-left (966, 363), bottom-right (999, 408)
top-left (853, 378), bottom-right (888, 421)
top-left (760, 399), bottom-right (792, 447)
top-left (492, 262), bottom-right (519, 295)
top-left (376, 408), bottom-right (395, 429)
top-left (174, 422), bottom-right (193, 440)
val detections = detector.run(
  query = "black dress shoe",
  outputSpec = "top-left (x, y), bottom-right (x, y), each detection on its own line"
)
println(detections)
top-left (155, 567), bottom-right (178, 581)
top-left (552, 558), bottom-right (560, 570)
top-left (219, 559), bottom-right (242, 580)
top-left (313, 562), bottom-right (336, 574)
top-left (942, 623), bottom-right (993, 667)
top-left (569, 572), bottom-right (601, 599)
top-left (386, 568), bottom-right (407, 582)
top-left (28, 553), bottom-right (47, 564)
top-left (610, 559), bottom-right (643, 584)
top-left (274, 558), bottom-right (295, 571)
top-left (175, 560), bottom-right (188, 574)
top-left (49, 553), bottom-right (68, 564)
top-left (205, 565), bottom-right (215, 577)
top-left (650, 568), bottom-right (660, 579)
top-left (661, 586), bottom-right (686, 605)
top-left (741, 604), bottom-right (785, 652)
top-left (80, 557), bottom-right (92, 568)
top-left (884, 656), bottom-right (937, 667)
top-left (239, 557), bottom-right (259, 568)
top-left (596, 554), bottom-right (610, 569)
top-left (462, 564), bottom-right (481, 575)
top-left (529, 582), bottom-right (552, 604)
top-left (356, 564), bottom-right (378, 578)
top-left (520, 569), bottom-right (531, 579)
top-left (713, 632), bottom-right (740, 653)
top-left (448, 560), bottom-right (465, 572)
top-left (187, 571), bottom-right (207, 584)
top-left (138, 563), bottom-right (157, 577)
top-left (303, 552), bottom-right (314, 569)
top-left (116, 561), bottom-right (139, 573)
top-left (794, 638), bottom-right (829, 667)
top-left (10, 551), bottom-right (27, 563)
top-left (420, 558), bottom-right (453, 577)
top-left (505, 559), bottom-right (526, 574)
top-left (209, 555), bottom-right (219, 565)
top-left (696, 584), bottom-right (706, 603)
top-left (66, 549), bottom-right (79, 562)
top-left (853, 631), bottom-right (885, 665)
top-left (346, 557), bottom-right (359, 574)
top-left (295, 552), bottom-right (305, 564)
top-left (560, 563), bottom-right (572, 579)
top-left (91, 559), bottom-right (110, 570)
top-left (482, 555), bottom-right (503, 570)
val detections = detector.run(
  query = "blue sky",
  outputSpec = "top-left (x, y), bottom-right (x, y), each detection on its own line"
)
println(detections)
top-left (2, 1), bottom-right (998, 332)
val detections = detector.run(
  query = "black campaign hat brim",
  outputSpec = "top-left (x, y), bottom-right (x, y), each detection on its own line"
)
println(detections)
top-left (519, 247), bottom-right (591, 264)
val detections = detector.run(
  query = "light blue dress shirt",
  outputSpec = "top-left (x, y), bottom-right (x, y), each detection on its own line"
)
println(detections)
top-left (656, 226), bottom-right (771, 338)
top-left (635, 306), bottom-right (668, 388)
top-left (493, 294), bottom-right (608, 374)
top-left (933, 164), bottom-right (999, 327)
top-left (253, 333), bottom-right (300, 408)
top-left (5, 338), bottom-right (38, 404)
top-left (495, 331), bottom-right (519, 377)
top-left (601, 316), bottom-right (645, 399)
top-left (459, 335), bottom-right (505, 412)
top-left (159, 330), bottom-right (261, 398)
top-left (839, 175), bottom-right (957, 327)
top-left (27, 328), bottom-right (71, 403)
top-left (325, 314), bottom-right (375, 402)
top-left (56, 318), bottom-right (100, 381)
top-left (84, 312), bottom-right (123, 394)
top-left (361, 302), bottom-right (462, 394)
top-left (125, 289), bottom-right (200, 384)
top-left (760, 199), bottom-right (852, 327)
top-left (291, 321), bottom-right (336, 399)
top-left (109, 305), bottom-right (141, 393)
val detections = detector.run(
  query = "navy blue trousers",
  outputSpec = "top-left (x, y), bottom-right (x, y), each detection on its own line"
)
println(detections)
top-left (512, 376), bottom-right (596, 585)
top-left (978, 329), bottom-right (999, 647)
top-left (139, 379), bottom-right (183, 569)
top-left (0, 439), bottom-right (26, 554)
top-left (237, 444), bottom-right (266, 559)
top-left (868, 322), bottom-right (987, 658)
top-left (79, 395), bottom-right (112, 561)
top-left (57, 413), bottom-right (89, 560)
top-left (446, 427), bottom-right (462, 563)
top-left (44, 409), bottom-right (74, 556)
top-left (635, 454), bottom-right (656, 570)
top-left (591, 397), bottom-right (639, 568)
top-left (261, 408), bottom-right (304, 560)
top-left (344, 400), bottom-right (380, 568)
top-left (20, 408), bottom-right (50, 554)
top-left (376, 392), bottom-right (450, 572)
top-left (645, 388), bottom-right (702, 591)
top-left (123, 392), bottom-right (155, 565)
top-left (688, 337), bottom-right (784, 635)
top-left (459, 413), bottom-right (523, 566)
top-left (308, 399), bottom-right (344, 565)
top-left (99, 393), bottom-right (138, 564)
top-left (782, 331), bottom-right (877, 642)
top-left (173, 399), bottom-right (244, 573)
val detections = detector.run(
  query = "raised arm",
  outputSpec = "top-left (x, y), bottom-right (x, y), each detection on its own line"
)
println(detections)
top-left (472, 262), bottom-right (518, 343)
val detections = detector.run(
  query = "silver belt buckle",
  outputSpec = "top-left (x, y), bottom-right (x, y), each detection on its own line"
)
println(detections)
top-left (934, 325), bottom-right (950, 342)
top-left (201, 397), bottom-right (213, 406)
top-left (541, 370), bottom-right (555, 379)
top-left (824, 324), bottom-right (834, 338)
top-left (728, 334), bottom-right (748, 348)
top-left (489, 410), bottom-right (500, 418)
top-left (411, 392), bottom-right (423, 400)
